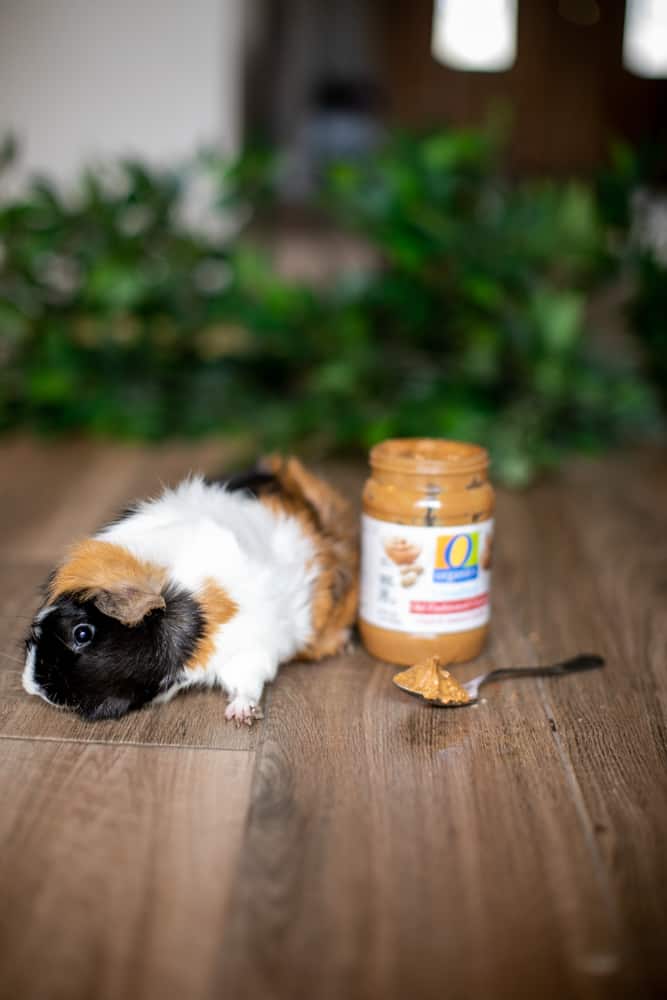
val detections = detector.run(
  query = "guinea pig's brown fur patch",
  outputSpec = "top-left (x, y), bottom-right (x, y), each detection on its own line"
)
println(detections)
top-left (49, 540), bottom-right (168, 626)
top-left (185, 579), bottom-right (238, 672)
top-left (259, 456), bottom-right (359, 660)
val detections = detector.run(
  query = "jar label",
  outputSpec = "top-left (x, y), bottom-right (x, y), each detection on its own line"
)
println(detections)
top-left (360, 515), bottom-right (494, 635)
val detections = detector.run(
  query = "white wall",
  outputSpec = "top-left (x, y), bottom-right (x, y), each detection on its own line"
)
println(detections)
top-left (0, 0), bottom-right (244, 190)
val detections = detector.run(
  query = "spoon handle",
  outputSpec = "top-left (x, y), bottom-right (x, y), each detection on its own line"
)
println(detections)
top-left (482, 653), bottom-right (605, 686)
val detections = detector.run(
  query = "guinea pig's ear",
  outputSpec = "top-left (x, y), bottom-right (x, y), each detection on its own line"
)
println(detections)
top-left (49, 540), bottom-right (168, 627)
top-left (93, 586), bottom-right (166, 627)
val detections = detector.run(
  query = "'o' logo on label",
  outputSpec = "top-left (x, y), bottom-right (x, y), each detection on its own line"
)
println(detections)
top-left (436, 532), bottom-right (478, 570)
top-left (444, 534), bottom-right (472, 568)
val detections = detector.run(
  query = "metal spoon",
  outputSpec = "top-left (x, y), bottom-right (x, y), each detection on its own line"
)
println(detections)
top-left (399, 653), bottom-right (605, 707)
top-left (453, 652), bottom-right (605, 706)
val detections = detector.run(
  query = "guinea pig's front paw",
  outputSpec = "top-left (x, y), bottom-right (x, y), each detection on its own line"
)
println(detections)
top-left (225, 695), bottom-right (264, 727)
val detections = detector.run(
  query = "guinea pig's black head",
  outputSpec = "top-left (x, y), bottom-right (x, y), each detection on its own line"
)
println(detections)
top-left (23, 541), bottom-right (205, 721)
top-left (23, 591), bottom-right (203, 720)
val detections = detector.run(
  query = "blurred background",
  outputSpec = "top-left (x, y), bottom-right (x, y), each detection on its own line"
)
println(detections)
top-left (1, 0), bottom-right (666, 485)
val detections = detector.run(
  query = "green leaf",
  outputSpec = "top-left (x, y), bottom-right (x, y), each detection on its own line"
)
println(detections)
top-left (532, 290), bottom-right (583, 352)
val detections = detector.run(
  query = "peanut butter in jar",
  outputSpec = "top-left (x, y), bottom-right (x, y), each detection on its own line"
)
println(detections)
top-left (359, 438), bottom-right (495, 666)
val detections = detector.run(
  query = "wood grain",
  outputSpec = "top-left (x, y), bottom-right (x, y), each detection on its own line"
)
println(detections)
top-left (1, 439), bottom-right (666, 999)
top-left (516, 457), bottom-right (667, 993)
top-left (215, 465), bottom-right (667, 998)
top-left (214, 481), bottom-right (645, 1000)
top-left (0, 738), bottom-right (254, 1000)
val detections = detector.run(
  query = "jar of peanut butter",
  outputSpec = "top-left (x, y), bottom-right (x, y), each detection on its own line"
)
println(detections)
top-left (359, 438), bottom-right (495, 666)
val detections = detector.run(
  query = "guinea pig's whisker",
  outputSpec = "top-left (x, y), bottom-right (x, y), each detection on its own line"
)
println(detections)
top-left (0, 650), bottom-right (25, 665)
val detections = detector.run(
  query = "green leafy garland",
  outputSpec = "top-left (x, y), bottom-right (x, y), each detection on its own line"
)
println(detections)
top-left (0, 130), bottom-right (660, 485)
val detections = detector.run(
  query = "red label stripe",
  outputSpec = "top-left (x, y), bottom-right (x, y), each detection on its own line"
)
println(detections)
top-left (409, 595), bottom-right (489, 614)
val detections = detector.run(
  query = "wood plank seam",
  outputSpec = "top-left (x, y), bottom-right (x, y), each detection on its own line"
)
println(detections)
top-left (0, 733), bottom-right (256, 753)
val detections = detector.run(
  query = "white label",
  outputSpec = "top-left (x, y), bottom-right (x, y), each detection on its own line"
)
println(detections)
top-left (360, 514), bottom-right (494, 635)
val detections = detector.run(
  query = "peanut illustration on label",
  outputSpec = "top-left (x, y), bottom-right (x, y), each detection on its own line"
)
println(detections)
top-left (399, 564), bottom-right (423, 588)
top-left (384, 538), bottom-right (421, 566)
top-left (384, 536), bottom-right (423, 586)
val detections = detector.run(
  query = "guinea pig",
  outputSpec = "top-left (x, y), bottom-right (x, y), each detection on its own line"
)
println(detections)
top-left (23, 456), bottom-right (358, 725)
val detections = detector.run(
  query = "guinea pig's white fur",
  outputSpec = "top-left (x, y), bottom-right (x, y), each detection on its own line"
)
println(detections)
top-left (23, 459), bottom-right (359, 724)
top-left (101, 476), bottom-right (318, 721)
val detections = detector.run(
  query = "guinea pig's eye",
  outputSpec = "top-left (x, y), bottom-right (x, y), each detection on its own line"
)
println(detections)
top-left (73, 623), bottom-right (95, 646)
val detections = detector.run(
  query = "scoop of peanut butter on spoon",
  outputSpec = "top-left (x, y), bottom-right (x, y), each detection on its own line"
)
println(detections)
top-left (393, 655), bottom-right (471, 706)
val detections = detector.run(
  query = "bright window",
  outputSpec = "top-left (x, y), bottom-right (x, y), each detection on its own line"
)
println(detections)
top-left (624, 0), bottom-right (667, 78)
top-left (431, 0), bottom-right (518, 72)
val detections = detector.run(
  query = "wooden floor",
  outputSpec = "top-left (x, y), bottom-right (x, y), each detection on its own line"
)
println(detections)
top-left (0, 438), bottom-right (665, 1000)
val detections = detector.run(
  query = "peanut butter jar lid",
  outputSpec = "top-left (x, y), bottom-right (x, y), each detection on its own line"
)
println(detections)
top-left (369, 438), bottom-right (489, 477)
